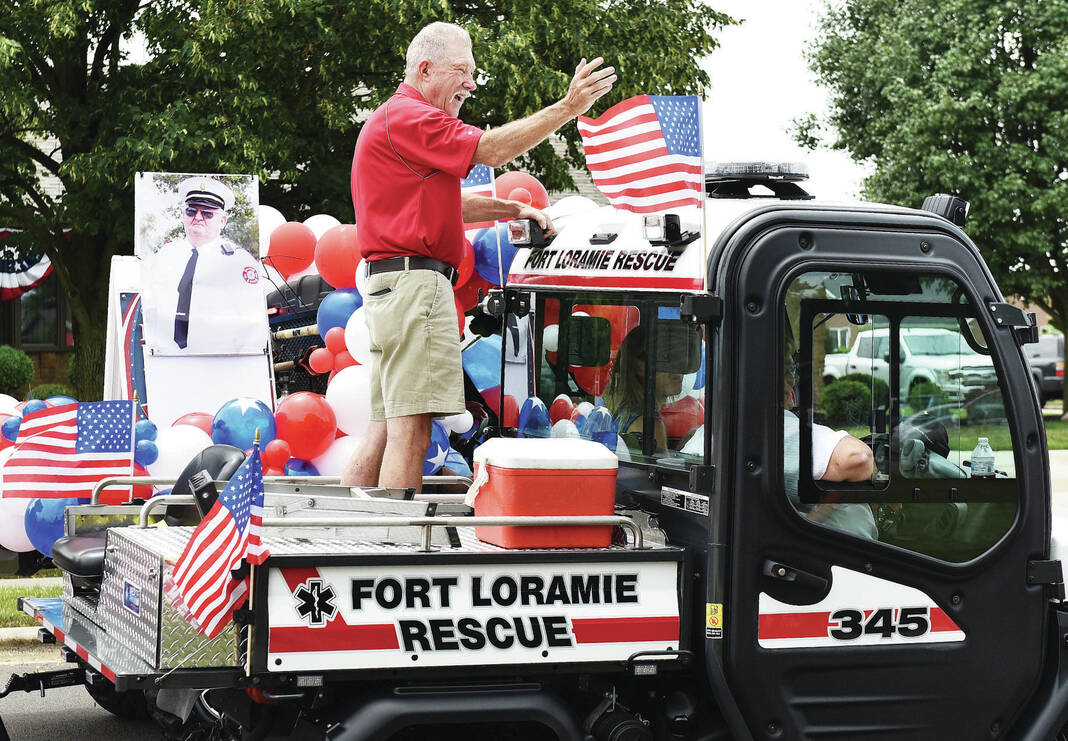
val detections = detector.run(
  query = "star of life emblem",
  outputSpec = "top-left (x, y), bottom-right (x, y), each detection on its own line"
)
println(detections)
top-left (242, 266), bottom-right (259, 285)
top-left (293, 578), bottom-right (338, 627)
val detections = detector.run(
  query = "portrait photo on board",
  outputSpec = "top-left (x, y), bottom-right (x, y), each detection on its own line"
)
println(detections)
top-left (134, 172), bottom-right (268, 356)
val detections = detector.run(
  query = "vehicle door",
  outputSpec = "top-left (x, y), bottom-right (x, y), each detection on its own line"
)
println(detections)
top-left (716, 216), bottom-right (1050, 740)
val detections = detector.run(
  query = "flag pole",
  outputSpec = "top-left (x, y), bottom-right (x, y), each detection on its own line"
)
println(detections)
top-left (697, 96), bottom-right (708, 281)
top-left (129, 391), bottom-right (139, 502)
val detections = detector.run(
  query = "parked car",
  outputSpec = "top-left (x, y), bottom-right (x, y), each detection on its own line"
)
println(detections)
top-left (1023, 332), bottom-right (1064, 404)
top-left (822, 327), bottom-right (996, 400)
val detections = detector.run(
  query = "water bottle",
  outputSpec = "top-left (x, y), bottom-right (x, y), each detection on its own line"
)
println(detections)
top-left (970, 437), bottom-right (996, 479)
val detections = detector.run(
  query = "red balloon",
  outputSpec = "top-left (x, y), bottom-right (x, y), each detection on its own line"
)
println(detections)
top-left (508, 187), bottom-right (533, 205)
top-left (455, 295), bottom-right (466, 336)
top-left (549, 395), bottom-right (573, 424)
top-left (263, 438), bottom-right (292, 469)
top-left (455, 238), bottom-right (475, 288)
top-left (333, 350), bottom-right (356, 371)
top-left (324, 326), bottom-right (347, 354)
top-left (495, 172), bottom-right (549, 210)
top-left (308, 347), bottom-right (334, 374)
top-left (314, 224), bottom-right (359, 289)
top-left (264, 467), bottom-right (284, 477)
top-left (274, 392), bottom-right (337, 460)
top-left (660, 396), bottom-right (705, 439)
top-left (173, 412), bottom-right (213, 437)
top-left (454, 273), bottom-right (493, 313)
top-left (267, 222), bottom-right (317, 279)
top-left (572, 366), bottom-right (611, 396)
top-left (327, 370), bottom-right (338, 384)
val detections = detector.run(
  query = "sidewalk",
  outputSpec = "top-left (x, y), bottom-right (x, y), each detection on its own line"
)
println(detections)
top-left (0, 578), bottom-right (62, 647)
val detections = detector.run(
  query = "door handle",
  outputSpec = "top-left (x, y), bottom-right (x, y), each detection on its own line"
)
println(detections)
top-left (762, 560), bottom-right (829, 592)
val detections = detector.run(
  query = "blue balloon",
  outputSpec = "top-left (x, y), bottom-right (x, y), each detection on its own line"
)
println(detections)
top-left (584, 406), bottom-right (619, 449)
top-left (45, 395), bottom-right (77, 406)
top-left (316, 287), bottom-right (363, 335)
top-left (423, 421), bottom-right (450, 476)
top-left (472, 223), bottom-right (517, 284)
top-left (134, 439), bottom-right (159, 466)
top-left (211, 397), bottom-right (277, 450)
top-left (25, 497), bottom-right (82, 557)
top-left (134, 419), bottom-right (158, 442)
top-left (23, 399), bottom-right (47, 415)
top-left (284, 458), bottom-right (319, 476)
top-left (517, 397), bottom-right (551, 438)
top-left (2, 416), bottom-right (20, 442)
top-left (694, 342), bottom-right (706, 390)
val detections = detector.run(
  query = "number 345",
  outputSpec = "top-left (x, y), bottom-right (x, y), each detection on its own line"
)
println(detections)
top-left (829, 607), bottom-right (930, 639)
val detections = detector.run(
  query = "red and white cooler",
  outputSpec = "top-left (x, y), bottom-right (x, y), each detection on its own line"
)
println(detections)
top-left (466, 437), bottom-right (619, 549)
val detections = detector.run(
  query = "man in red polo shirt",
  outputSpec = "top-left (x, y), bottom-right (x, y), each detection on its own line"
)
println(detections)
top-left (343, 21), bottom-right (616, 491)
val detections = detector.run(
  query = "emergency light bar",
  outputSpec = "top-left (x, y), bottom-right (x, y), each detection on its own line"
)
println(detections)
top-left (705, 161), bottom-right (809, 181)
top-left (508, 219), bottom-right (547, 248)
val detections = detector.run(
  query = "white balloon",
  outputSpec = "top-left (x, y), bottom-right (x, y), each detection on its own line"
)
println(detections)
top-left (545, 195), bottom-right (598, 220)
top-left (551, 419), bottom-right (580, 439)
top-left (0, 498), bottom-right (33, 552)
top-left (146, 425), bottom-right (214, 481)
top-left (542, 325), bottom-right (558, 353)
top-left (614, 435), bottom-right (632, 462)
top-left (354, 258), bottom-right (368, 297)
top-left (310, 434), bottom-right (361, 476)
top-left (344, 307), bottom-right (372, 365)
top-left (325, 365), bottom-right (373, 437)
top-left (0, 394), bottom-right (18, 416)
top-left (303, 214), bottom-right (342, 240)
top-left (258, 205), bottom-right (286, 255)
top-left (573, 401), bottom-right (594, 418)
top-left (441, 410), bottom-right (474, 434)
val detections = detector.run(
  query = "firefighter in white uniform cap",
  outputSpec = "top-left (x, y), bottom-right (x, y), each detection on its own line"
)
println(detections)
top-left (140, 177), bottom-right (267, 355)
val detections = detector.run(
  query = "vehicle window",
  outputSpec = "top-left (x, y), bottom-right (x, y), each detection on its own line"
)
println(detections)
top-left (523, 293), bottom-right (706, 467)
top-left (785, 270), bottom-right (1018, 563)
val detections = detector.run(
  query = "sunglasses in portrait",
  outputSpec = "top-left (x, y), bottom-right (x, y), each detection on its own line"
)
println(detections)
top-left (184, 206), bottom-right (220, 219)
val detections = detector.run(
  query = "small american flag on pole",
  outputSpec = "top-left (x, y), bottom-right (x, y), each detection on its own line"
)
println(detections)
top-left (169, 447), bottom-right (268, 639)
top-left (578, 94), bottom-right (703, 213)
top-left (4, 401), bottom-right (135, 499)
top-left (461, 164), bottom-right (496, 230)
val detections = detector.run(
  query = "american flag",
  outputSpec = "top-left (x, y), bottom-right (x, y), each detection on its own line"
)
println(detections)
top-left (4, 401), bottom-right (135, 499)
top-left (170, 447), bottom-right (268, 639)
top-left (577, 94), bottom-right (703, 213)
top-left (461, 164), bottom-right (496, 230)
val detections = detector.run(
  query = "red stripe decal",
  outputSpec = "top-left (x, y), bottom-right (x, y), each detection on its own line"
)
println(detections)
top-left (758, 611), bottom-right (832, 640)
top-left (100, 664), bottom-right (117, 682)
top-left (508, 275), bottom-right (704, 290)
top-left (280, 567), bottom-right (323, 594)
top-left (929, 607), bottom-right (961, 632)
top-left (570, 616), bottom-right (679, 644)
top-left (269, 623), bottom-right (399, 652)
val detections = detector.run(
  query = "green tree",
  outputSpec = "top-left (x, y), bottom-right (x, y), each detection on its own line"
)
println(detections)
top-left (799, 0), bottom-right (1068, 401)
top-left (0, 0), bottom-right (732, 400)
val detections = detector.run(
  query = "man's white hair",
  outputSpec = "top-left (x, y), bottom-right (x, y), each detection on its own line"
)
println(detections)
top-left (404, 22), bottom-right (471, 79)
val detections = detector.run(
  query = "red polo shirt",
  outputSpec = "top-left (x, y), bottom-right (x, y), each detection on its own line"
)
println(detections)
top-left (352, 83), bottom-right (484, 269)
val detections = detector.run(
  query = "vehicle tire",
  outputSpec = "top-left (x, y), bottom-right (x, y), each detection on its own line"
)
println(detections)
top-left (83, 680), bottom-right (150, 720)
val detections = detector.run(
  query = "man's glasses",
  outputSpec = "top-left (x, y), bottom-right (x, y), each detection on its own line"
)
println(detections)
top-left (184, 206), bottom-right (219, 219)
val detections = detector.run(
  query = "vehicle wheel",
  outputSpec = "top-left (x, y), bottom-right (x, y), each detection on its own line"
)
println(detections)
top-left (83, 680), bottom-right (150, 720)
top-left (148, 689), bottom-right (236, 741)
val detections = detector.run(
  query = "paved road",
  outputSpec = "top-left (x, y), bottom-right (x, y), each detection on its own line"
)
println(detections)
top-left (0, 649), bottom-right (160, 740)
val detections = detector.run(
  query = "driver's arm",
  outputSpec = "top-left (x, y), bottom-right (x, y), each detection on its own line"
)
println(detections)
top-left (822, 436), bottom-right (875, 482)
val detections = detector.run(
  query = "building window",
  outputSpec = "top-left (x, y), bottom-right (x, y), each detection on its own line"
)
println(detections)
top-left (17, 273), bottom-right (72, 351)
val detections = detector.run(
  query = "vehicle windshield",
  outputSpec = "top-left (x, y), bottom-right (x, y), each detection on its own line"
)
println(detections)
top-left (907, 333), bottom-right (967, 356)
top-left (504, 291), bottom-right (707, 467)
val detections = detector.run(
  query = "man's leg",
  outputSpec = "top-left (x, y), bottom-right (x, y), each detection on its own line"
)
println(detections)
top-left (379, 413), bottom-right (433, 491)
top-left (340, 421), bottom-right (387, 487)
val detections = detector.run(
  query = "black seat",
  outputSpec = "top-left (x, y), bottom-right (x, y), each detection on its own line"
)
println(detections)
top-left (167, 444), bottom-right (247, 521)
top-left (52, 535), bottom-right (107, 579)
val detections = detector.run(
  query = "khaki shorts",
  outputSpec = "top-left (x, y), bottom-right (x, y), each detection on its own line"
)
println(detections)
top-left (363, 266), bottom-right (465, 420)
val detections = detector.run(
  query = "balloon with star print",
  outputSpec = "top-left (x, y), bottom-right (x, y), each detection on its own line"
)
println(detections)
top-left (423, 420), bottom-right (450, 476)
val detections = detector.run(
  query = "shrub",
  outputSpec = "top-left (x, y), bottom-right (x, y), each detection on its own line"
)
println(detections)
top-left (67, 354), bottom-right (78, 387)
top-left (821, 380), bottom-right (871, 426)
top-left (0, 346), bottom-right (34, 395)
top-left (31, 383), bottom-right (74, 400)
top-left (907, 380), bottom-right (944, 410)
top-left (838, 373), bottom-right (890, 408)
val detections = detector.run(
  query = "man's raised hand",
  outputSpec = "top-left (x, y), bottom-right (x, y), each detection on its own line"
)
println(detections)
top-left (563, 57), bottom-right (617, 117)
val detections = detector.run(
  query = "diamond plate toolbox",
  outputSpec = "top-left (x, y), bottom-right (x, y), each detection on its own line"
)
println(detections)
top-left (98, 527), bottom-right (240, 669)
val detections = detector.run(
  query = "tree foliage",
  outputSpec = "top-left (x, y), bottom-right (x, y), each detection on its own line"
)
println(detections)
top-left (800, 0), bottom-right (1068, 396)
top-left (0, 0), bottom-right (733, 399)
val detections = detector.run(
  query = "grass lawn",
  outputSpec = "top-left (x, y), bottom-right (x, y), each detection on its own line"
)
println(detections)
top-left (0, 583), bottom-right (61, 628)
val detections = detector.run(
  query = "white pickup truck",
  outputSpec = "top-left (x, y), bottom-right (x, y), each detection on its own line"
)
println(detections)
top-left (822, 327), bottom-right (996, 398)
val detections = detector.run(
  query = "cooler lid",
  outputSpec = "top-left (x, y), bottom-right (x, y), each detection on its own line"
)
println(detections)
top-left (473, 437), bottom-right (619, 471)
